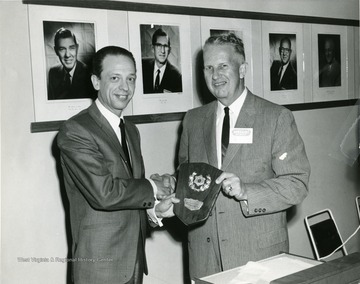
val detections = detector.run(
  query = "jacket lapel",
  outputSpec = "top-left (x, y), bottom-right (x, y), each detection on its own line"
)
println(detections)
top-left (203, 102), bottom-right (218, 167)
top-left (222, 91), bottom-right (256, 169)
top-left (88, 103), bottom-right (133, 176)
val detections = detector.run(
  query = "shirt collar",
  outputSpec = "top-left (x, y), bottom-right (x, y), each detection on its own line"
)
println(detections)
top-left (153, 62), bottom-right (167, 74)
top-left (67, 62), bottom-right (77, 78)
top-left (282, 61), bottom-right (289, 69)
top-left (95, 99), bottom-right (123, 133)
top-left (217, 88), bottom-right (248, 121)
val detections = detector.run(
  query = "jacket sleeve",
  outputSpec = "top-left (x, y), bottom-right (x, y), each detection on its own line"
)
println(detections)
top-left (241, 108), bottom-right (310, 216)
top-left (57, 119), bottom-right (155, 211)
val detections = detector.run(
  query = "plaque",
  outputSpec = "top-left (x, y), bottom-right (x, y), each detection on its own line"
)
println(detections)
top-left (174, 162), bottom-right (223, 226)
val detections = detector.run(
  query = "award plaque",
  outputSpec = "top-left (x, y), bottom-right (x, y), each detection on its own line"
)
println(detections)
top-left (174, 162), bottom-right (223, 226)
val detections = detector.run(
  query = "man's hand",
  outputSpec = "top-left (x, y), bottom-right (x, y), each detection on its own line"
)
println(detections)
top-left (216, 172), bottom-right (247, 201)
top-left (150, 173), bottom-right (176, 200)
top-left (155, 194), bottom-right (180, 218)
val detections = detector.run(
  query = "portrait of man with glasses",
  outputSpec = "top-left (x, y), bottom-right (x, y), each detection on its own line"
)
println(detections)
top-left (270, 34), bottom-right (298, 91)
top-left (141, 27), bottom-right (183, 94)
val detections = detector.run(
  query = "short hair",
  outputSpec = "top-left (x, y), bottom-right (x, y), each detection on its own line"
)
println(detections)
top-left (204, 33), bottom-right (245, 60)
top-left (54, 27), bottom-right (77, 48)
top-left (280, 37), bottom-right (291, 49)
top-left (152, 28), bottom-right (171, 47)
top-left (92, 46), bottom-right (136, 78)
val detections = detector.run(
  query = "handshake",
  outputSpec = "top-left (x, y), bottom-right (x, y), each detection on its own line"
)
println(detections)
top-left (150, 173), bottom-right (180, 219)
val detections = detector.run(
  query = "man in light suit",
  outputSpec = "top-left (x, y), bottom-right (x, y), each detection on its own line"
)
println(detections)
top-left (142, 28), bottom-right (182, 94)
top-left (48, 27), bottom-right (96, 100)
top-left (178, 33), bottom-right (310, 279)
top-left (57, 46), bottom-right (178, 284)
top-left (270, 37), bottom-right (297, 91)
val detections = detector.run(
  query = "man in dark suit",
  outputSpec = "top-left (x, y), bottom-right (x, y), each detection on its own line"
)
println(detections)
top-left (270, 37), bottom-right (297, 91)
top-left (142, 28), bottom-right (182, 94)
top-left (57, 46), bottom-right (178, 284)
top-left (48, 27), bottom-right (96, 100)
top-left (178, 33), bottom-right (310, 279)
top-left (319, 37), bottom-right (341, 87)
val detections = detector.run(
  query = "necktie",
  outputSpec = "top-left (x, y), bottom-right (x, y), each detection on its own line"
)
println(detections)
top-left (221, 107), bottom-right (230, 162)
top-left (154, 69), bottom-right (160, 91)
top-left (278, 65), bottom-right (283, 84)
top-left (119, 119), bottom-right (132, 173)
top-left (64, 72), bottom-right (71, 88)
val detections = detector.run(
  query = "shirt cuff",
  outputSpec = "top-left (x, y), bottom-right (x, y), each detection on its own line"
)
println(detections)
top-left (147, 178), bottom-right (158, 197)
top-left (146, 178), bottom-right (163, 227)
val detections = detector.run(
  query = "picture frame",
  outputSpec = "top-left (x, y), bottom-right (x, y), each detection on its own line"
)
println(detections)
top-left (262, 21), bottom-right (305, 105)
top-left (25, 0), bottom-right (359, 133)
top-left (200, 17), bottom-right (259, 96)
top-left (28, 5), bottom-right (108, 122)
top-left (128, 12), bottom-right (193, 115)
top-left (311, 24), bottom-right (352, 102)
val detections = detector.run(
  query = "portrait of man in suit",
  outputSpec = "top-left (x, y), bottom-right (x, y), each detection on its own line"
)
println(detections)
top-left (318, 34), bottom-right (341, 87)
top-left (57, 46), bottom-right (178, 284)
top-left (44, 23), bottom-right (96, 100)
top-left (141, 26), bottom-right (182, 94)
top-left (178, 33), bottom-right (310, 279)
top-left (270, 34), bottom-right (298, 91)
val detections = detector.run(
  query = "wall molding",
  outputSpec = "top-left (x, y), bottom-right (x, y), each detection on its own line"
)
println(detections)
top-left (23, 0), bottom-right (359, 26)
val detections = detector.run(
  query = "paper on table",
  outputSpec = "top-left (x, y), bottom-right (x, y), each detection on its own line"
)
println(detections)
top-left (229, 256), bottom-right (317, 284)
top-left (229, 262), bottom-right (269, 284)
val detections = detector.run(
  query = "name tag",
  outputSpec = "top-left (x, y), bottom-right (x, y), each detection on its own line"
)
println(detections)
top-left (230, 128), bottom-right (253, 144)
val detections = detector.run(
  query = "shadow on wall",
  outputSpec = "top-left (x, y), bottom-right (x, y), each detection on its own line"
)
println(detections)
top-left (195, 49), bottom-right (216, 106)
top-left (52, 135), bottom-right (73, 284)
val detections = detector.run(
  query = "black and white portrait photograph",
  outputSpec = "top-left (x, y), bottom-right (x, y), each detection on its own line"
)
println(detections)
top-left (318, 34), bottom-right (341, 88)
top-left (43, 21), bottom-right (96, 101)
top-left (269, 33), bottom-right (298, 91)
top-left (140, 24), bottom-right (182, 94)
top-left (128, 12), bottom-right (192, 115)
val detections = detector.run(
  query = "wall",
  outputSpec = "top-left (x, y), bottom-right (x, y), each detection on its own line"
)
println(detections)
top-left (1, 1), bottom-right (359, 284)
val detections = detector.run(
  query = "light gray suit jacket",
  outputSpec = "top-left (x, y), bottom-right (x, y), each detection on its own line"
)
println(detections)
top-left (178, 90), bottom-right (310, 278)
top-left (57, 103), bottom-right (155, 284)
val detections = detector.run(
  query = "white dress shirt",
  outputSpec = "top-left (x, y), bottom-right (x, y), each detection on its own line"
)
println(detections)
top-left (216, 88), bottom-right (248, 169)
top-left (279, 62), bottom-right (289, 83)
top-left (153, 63), bottom-right (166, 87)
top-left (95, 99), bottom-right (163, 226)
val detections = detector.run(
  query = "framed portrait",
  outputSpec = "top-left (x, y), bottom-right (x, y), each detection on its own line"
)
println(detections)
top-left (262, 21), bottom-right (305, 105)
top-left (29, 5), bottom-right (108, 122)
top-left (200, 17), bottom-right (259, 96)
top-left (311, 25), bottom-right (352, 102)
top-left (128, 12), bottom-right (193, 115)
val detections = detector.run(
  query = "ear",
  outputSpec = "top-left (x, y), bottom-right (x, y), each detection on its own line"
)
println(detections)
top-left (91, 74), bottom-right (100, 91)
top-left (239, 62), bottom-right (248, 79)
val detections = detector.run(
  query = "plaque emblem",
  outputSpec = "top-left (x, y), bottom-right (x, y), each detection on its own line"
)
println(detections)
top-left (188, 172), bottom-right (211, 192)
top-left (184, 198), bottom-right (204, 211)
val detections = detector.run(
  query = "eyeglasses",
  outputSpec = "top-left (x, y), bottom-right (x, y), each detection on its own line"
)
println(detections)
top-left (154, 43), bottom-right (170, 50)
top-left (280, 47), bottom-right (291, 54)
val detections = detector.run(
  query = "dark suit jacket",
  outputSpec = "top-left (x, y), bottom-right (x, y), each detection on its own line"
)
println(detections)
top-left (270, 60), bottom-right (297, 90)
top-left (319, 60), bottom-right (341, 87)
top-left (57, 103), bottom-right (155, 284)
top-left (142, 58), bottom-right (182, 94)
top-left (48, 60), bottom-right (96, 100)
top-left (178, 90), bottom-right (310, 278)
